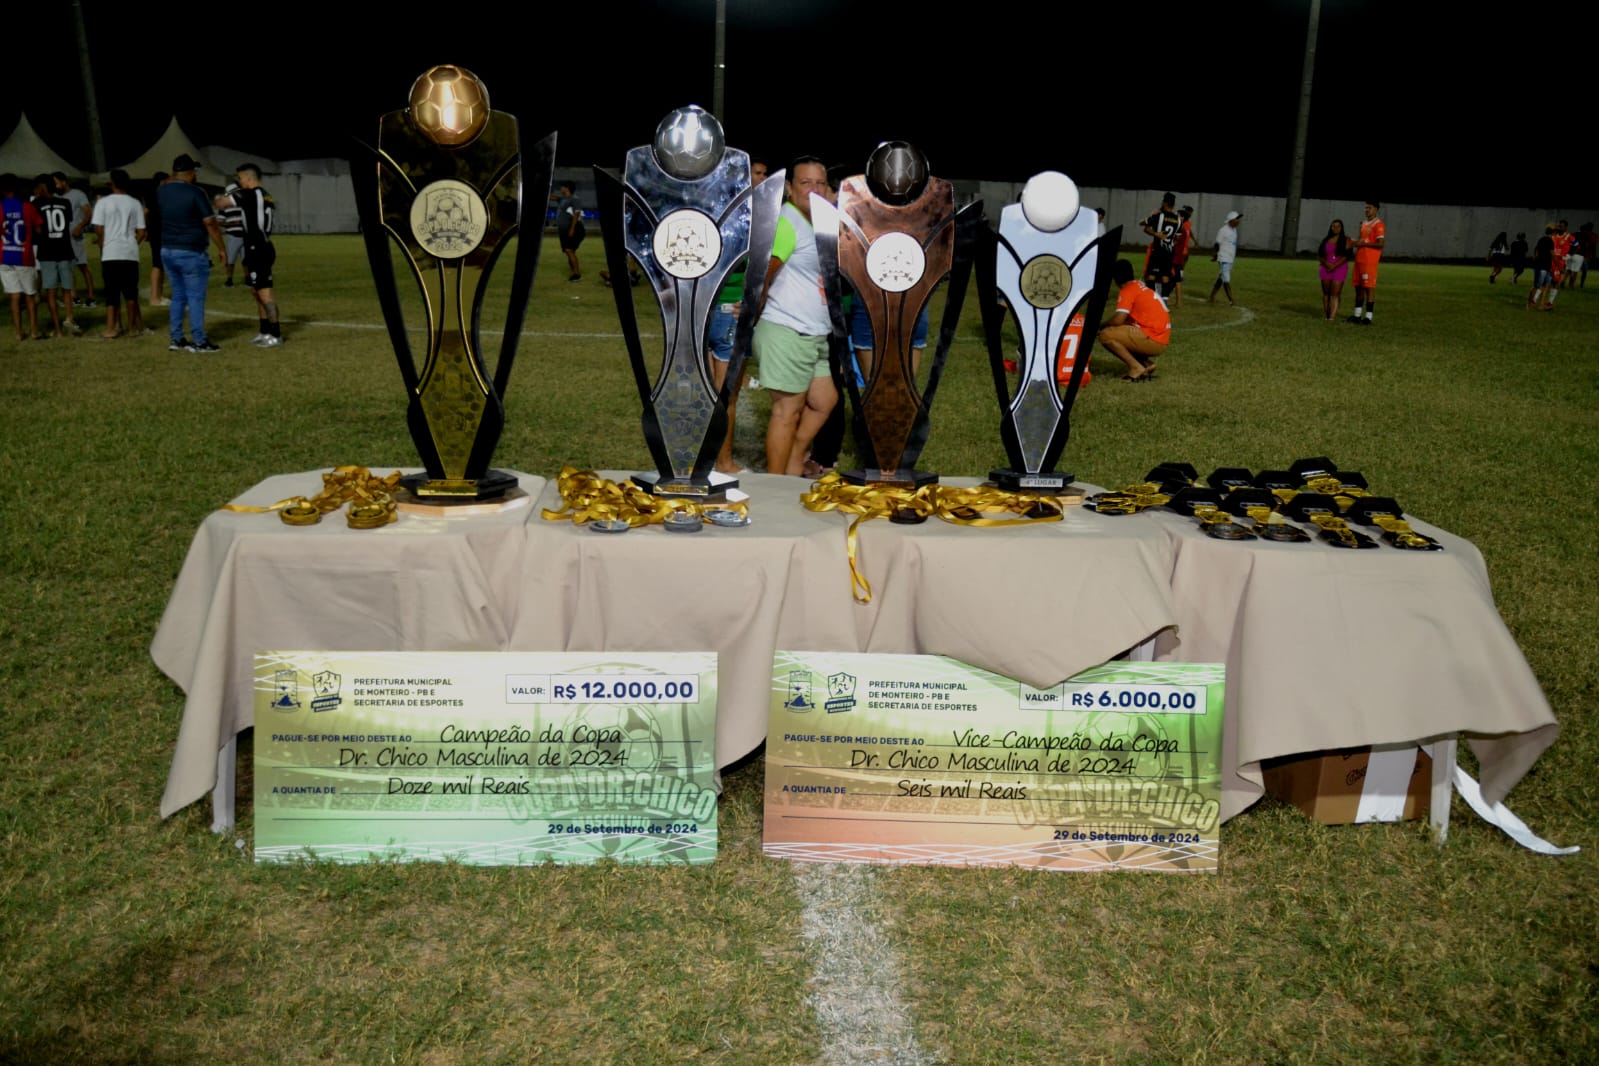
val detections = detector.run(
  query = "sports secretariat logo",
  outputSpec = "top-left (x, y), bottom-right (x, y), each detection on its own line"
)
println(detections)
top-left (825, 672), bottom-right (858, 714)
top-left (311, 670), bottom-right (343, 713)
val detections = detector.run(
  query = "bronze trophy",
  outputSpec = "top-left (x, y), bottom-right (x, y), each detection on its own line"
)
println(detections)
top-left (593, 106), bottom-right (783, 497)
top-left (976, 171), bottom-right (1119, 491)
top-left (825, 141), bottom-right (979, 487)
top-left (352, 65), bottom-right (555, 501)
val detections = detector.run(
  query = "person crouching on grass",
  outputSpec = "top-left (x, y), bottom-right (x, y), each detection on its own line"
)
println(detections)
top-left (1097, 259), bottom-right (1171, 383)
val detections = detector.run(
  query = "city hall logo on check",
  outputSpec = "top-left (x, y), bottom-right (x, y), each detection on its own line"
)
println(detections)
top-left (311, 670), bottom-right (343, 713)
top-left (825, 672), bottom-right (857, 714)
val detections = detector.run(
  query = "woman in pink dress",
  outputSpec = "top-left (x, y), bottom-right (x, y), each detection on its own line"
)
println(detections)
top-left (1318, 220), bottom-right (1351, 320)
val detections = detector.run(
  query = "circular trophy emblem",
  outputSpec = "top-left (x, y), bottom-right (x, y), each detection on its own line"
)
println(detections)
top-left (865, 232), bottom-right (926, 293)
top-left (1019, 254), bottom-right (1072, 309)
top-left (652, 209), bottom-right (723, 280)
top-left (410, 179), bottom-right (487, 259)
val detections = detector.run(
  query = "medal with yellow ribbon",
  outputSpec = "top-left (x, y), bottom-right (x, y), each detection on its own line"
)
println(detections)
top-left (1085, 481), bottom-right (1171, 516)
top-left (540, 467), bottom-right (748, 530)
top-left (222, 466), bottom-right (402, 530)
top-left (800, 472), bottom-right (1063, 602)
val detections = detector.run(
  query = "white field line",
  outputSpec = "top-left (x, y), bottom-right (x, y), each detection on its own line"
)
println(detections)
top-left (1180, 303), bottom-right (1256, 332)
top-left (208, 305), bottom-right (1256, 339)
top-left (794, 862), bottom-right (936, 1065)
top-left (205, 308), bottom-right (634, 339)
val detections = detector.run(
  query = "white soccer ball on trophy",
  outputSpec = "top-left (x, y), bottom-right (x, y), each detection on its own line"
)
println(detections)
top-left (653, 105), bottom-right (726, 181)
top-left (1020, 171), bottom-right (1081, 233)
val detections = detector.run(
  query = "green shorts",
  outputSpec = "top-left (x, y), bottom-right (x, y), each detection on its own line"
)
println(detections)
top-left (753, 318), bottom-right (830, 394)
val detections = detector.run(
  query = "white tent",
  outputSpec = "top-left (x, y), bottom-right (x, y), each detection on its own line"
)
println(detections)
top-left (108, 118), bottom-right (231, 186)
top-left (0, 114), bottom-right (83, 180)
top-left (199, 144), bottom-right (278, 179)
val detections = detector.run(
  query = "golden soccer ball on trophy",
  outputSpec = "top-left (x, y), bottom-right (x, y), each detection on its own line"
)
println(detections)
top-left (408, 64), bottom-right (491, 147)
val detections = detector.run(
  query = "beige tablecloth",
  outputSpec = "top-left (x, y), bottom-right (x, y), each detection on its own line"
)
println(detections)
top-left (153, 469), bottom-right (545, 817)
top-left (1150, 509), bottom-right (1559, 819)
top-left (512, 474), bottom-right (1179, 770)
top-left (154, 468), bottom-right (1557, 826)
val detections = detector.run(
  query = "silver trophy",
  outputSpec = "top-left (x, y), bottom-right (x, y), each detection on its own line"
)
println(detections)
top-left (977, 171), bottom-right (1120, 491)
top-left (593, 106), bottom-right (783, 497)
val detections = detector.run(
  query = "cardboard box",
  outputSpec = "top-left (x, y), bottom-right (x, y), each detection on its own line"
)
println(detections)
top-left (1262, 744), bottom-right (1432, 825)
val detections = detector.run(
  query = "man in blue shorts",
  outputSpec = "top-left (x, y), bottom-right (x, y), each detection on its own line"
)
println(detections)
top-left (31, 175), bottom-right (82, 336)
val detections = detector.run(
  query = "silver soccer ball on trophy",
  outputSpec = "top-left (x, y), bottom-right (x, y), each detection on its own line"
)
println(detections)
top-left (865, 140), bottom-right (929, 205)
top-left (1019, 170), bottom-right (1081, 232)
top-left (652, 105), bottom-right (726, 181)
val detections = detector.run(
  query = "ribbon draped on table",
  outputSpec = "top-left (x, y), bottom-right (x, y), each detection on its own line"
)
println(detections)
top-left (540, 467), bottom-right (749, 528)
top-left (799, 472), bottom-right (1065, 603)
top-left (220, 465), bottom-right (402, 528)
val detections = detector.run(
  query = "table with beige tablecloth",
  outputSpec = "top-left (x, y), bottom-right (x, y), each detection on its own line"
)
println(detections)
top-left (153, 469), bottom-right (545, 819)
top-left (155, 469), bottom-right (1557, 833)
top-left (1148, 509), bottom-right (1559, 819)
top-left (512, 474), bottom-right (1179, 771)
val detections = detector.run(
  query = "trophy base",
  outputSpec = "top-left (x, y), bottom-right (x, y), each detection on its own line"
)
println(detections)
top-left (395, 488), bottom-right (530, 518)
top-left (840, 468), bottom-right (938, 488)
top-left (989, 468), bottom-right (1074, 493)
top-left (632, 470), bottom-right (738, 499)
top-left (399, 470), bottom-right (519, 504)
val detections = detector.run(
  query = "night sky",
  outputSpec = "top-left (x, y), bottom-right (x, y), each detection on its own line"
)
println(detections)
top-left (9, 0), bottom-right (1594, 209)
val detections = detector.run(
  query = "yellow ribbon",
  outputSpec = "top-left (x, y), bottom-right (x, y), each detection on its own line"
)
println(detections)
top-left (1371, 514), bottom-right (1437, 549)
top-left (539, 467), bottom-right (749, 529)
top-left (221, 465), bottom-right (403, 529)
top-left (800, 473), bottom-right (1064, 603)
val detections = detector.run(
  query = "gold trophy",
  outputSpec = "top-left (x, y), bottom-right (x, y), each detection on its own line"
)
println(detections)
top-left (352, 65), bottom-right (555, 501)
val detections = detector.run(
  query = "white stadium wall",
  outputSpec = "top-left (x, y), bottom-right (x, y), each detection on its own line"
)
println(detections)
top-left (266, 173), bottom-right (359, 234)
top-left (988, 184), bottom-right (1597, 261)
top-left (270, 169), bottom-right (1593, 260)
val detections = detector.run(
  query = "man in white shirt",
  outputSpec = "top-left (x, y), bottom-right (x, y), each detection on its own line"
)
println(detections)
top-left (90, 169), bottom-right (147, 339)
top-left (1208, 211), bottom-right (1243, 306)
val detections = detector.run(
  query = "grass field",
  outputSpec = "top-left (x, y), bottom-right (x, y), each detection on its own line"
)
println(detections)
top-left (1, 235), bottom-right (1595, 1064)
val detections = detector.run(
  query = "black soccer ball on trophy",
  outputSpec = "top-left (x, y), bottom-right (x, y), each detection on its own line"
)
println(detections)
top-left (866, 141), bottom-right (929, 205)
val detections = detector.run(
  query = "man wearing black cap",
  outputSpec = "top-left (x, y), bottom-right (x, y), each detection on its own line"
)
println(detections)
top-left (156, 153), bottom-right (226, 352)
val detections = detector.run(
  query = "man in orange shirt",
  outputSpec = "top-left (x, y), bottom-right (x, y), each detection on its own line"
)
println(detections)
top-left (1548, 219), bottom-right (1573, 305)
top-left (1349, 200), bottom-right (1385, 325)
top-left (1098, 259), bottom-right (1171, 382)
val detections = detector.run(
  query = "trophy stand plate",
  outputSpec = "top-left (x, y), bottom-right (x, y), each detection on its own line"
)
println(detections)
top-left (399, 469), bottom-right (520, 505)
top-left (989, 469), bottom-right (1077, 494)
top-left (632, 470), bottom-right (740, 499)
top-left (395, 487), bottom-right (531, 517)
top-left (841, 468), bottom-right (939, 489)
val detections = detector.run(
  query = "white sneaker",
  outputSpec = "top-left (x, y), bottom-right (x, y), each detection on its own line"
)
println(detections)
top-left (64, 320), bottom-right (82, 335)
top-left (256, 335), bottom-right (283, 348)
top-left (250, 333), bottom-right (268, 345)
